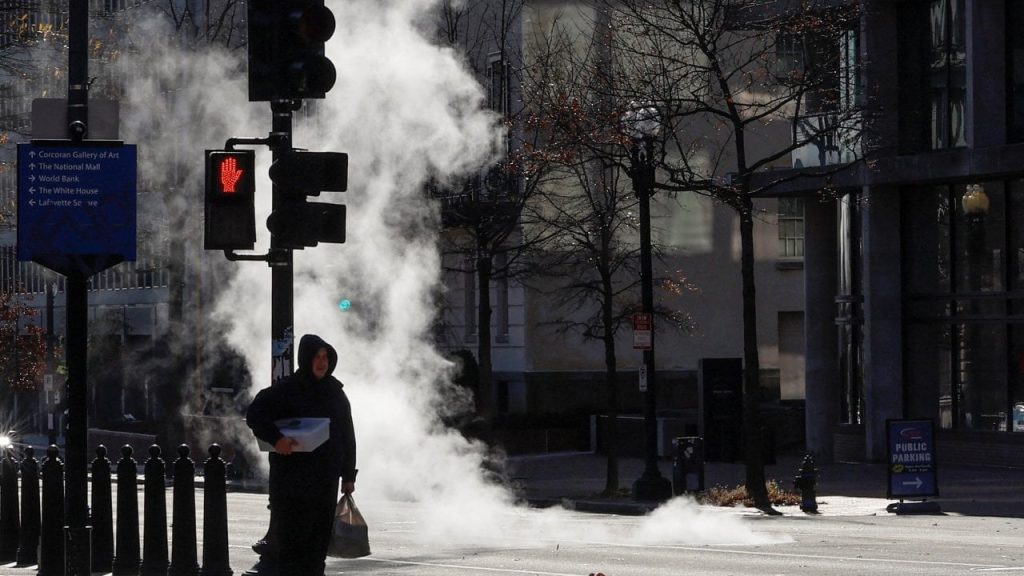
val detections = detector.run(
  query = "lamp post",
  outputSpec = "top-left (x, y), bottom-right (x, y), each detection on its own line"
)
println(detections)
top-left (961, 183), bottom-right (989, 430)
top-left (623, 104), bottom-right (672, 501)
top-left (46, 281), bottom-right (57, 446)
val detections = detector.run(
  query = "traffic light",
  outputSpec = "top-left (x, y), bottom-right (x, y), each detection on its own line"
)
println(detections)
top-left (205, 150), bottom-right (256, 250)
top-left (267, 151), bottom-right (348, 248)
top-left (269, 151), bottom-right (347, 195)
top-left (267, 202), bottom-right (346, 248)
top-left (247, 0), bottom-right (337, 101)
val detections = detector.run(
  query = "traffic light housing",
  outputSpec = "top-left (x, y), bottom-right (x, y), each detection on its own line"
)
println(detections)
top-left (269, 151), bottom-right (347, 195)
top-left (247, 0), bottom-right (337, 101)
top-left (267, 202), bottom-right (346, 248)
top-left (267, 151), bottom-right (348, 248)
top-left (205, 150), bottom-right (256, 250)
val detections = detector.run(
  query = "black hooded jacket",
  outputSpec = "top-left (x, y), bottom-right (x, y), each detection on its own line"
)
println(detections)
top-left (246, 334), bottom-right (357, 482)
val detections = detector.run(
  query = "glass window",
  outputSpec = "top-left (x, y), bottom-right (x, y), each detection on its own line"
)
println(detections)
top-left (928, 0), bottom-right (967, 149)
top-left (903, 186), bottom-right (951, 296)
top-left (1009, 0), bottom-right (1024, 142)
top-left (955, 183), bottom-right (1005, 294)
top-left (463, 257), bottom-right (476, 343)
top-left (495, 252), bottom-right (509, 343)
top-left (1008, 181), bottom-right (1024, 289)
top-left (837, 193), bottom-right (863, 424)
top-left (487, 56), bottom-right (509, 117)
top-left (899, 0), bottom-right (966, 152)
top-left (778, 198), bottom-right (805, 259)
top-left (902, 181), bottom-right (1023, 432)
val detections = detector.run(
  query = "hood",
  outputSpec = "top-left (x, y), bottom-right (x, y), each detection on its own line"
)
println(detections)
top-left (296, 333), bottom-right (338, 379)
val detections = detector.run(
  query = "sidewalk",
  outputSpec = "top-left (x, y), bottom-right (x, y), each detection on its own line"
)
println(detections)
top-left (505, 450), bottom-right (1024, 517)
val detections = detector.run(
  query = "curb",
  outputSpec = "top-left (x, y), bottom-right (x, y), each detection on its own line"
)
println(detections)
top-left (525, 497), bottom-right (659, 516)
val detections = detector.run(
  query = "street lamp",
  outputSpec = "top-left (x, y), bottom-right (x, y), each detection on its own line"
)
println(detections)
top-left (622, 103), bottom-right (672, 501)
top-left (960, 183), bottom-right (989, 430)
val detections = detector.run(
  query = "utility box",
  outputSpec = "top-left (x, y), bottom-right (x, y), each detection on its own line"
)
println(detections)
top-left (672, 436), bottom-right (705, 495)
top-left (1014, 403), bottom-right (1024, 432)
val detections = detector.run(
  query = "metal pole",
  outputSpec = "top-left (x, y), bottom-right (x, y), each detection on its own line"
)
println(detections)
top-left (68, 0), bottom-right (88, 139)
top-left (65, 0), bottom-right (92, 571)
top-left (245, 99), bottom-right (296, 576)
top-left (631, 139), bottom-right (671, 502)
top-left (46, 282), bottom-right (56, 446)
top-left (64, 272), bottom-right (91, 575)
top-left (270, 100), bottom-right (295, 380)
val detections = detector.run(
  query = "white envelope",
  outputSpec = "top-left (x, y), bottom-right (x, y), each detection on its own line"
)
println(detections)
top-left (257, 417), bottom-right (330, 452)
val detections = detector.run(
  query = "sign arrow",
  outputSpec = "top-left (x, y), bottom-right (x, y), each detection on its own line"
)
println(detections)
top-left (29, 151), bottom-right (35, 158)
top-left (901, 477), bottom-right (923, 489)
top-left (29, 175), bottom-right (35, 182)
top-left (29, 187), bottom-right (36, 194)
top-left (28, 199), bottom-right (35, 206)
top-left (29, 163), bottom-right (36, 170)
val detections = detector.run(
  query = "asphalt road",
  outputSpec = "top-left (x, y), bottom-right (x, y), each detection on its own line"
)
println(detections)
top-left (2, 490), bottom-right (1021, 575)
top-left (340, 498), bottom-right (1023, 576)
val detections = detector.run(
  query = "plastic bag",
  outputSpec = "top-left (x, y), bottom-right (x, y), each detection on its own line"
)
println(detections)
top-left (327, 493), bottom-right (371, 558)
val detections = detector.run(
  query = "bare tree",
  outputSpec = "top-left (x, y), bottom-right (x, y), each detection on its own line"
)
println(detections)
top-left (433, 0), bottom-right (539, 423)
top-left (595, 0), bottom-right (863, 508)
top-left (515, 7), bottom-right (693, 495)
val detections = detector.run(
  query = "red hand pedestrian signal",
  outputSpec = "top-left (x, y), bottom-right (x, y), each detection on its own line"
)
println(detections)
top-left (205, 149), bottom-right (256, 250)
top-left (220, 156), bottom-right (244, 193)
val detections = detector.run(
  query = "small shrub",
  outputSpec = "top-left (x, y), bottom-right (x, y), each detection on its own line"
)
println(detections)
top-left (702, 480), bottom-right (801, 507)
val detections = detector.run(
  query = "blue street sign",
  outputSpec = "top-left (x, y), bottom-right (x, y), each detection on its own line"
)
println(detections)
top-left (887, 419), bottom-right (939, 499)
top-left (17, 143), bottom-right (137, 265)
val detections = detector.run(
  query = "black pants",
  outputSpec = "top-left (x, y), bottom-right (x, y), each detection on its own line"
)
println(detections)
top-left (269, 462), bottom-right (339, 576)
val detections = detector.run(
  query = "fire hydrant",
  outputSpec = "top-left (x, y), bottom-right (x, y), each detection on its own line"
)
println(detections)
top-left (793, 454), bottom-right (818, 513)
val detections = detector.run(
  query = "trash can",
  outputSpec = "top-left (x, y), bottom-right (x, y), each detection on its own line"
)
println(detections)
top-left (672, 436), bottom-right (705, 495)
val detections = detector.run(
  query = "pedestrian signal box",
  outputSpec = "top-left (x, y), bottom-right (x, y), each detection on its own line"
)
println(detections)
top-left (205, 150), bottom-right (256, 250)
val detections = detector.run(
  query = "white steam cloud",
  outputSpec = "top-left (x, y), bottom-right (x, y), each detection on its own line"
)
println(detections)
top-left (111, 0), bottom-right (780, 549)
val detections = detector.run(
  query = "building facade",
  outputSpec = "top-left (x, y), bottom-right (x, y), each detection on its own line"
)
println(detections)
top-left (437, 1), bottom-right (809, 448)
top-left (759, 0), bottom-right (1024, 466)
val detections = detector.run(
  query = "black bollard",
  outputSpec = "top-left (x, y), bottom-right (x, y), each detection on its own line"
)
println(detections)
top-left (0, 446), bottom-right (20, 563)
top-left (113, 445), bottom-right (141, 576)
top-left (200, 445), bottom-right (231, 576)
top-left (91, 445), bottom-right (114, 572)
top-left (38, 445), bottom-right (65, 576)
top-left (16, 447), bottom-right (40, 567)
top-left (168, 445), bottom-right (198, 576)
top-left (140, 445), bottom-right (168, 576)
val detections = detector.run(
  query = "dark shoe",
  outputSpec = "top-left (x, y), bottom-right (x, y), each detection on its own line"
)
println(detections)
top-left (252, 539), bottom-right (270, 555)
top-left (242, 558), bottom-right (277, 576)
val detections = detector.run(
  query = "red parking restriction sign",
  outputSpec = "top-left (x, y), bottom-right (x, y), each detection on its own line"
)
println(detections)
top-left (633, 313), bottom-right (652, 350)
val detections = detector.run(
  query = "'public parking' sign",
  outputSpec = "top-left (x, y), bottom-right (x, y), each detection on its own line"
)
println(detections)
top-left (886, 419), bottom-right (939, 499)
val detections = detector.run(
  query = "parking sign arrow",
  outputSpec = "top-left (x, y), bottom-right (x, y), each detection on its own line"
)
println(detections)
top-left (901, 477), bottom-right (923, 489)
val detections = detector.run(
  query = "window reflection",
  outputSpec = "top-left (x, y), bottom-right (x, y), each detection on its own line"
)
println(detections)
top-left (903, 181), bottom-right (1023, 432)
top-left (928, 0), bottom-right (966, 149)
top-left (837, 193), bottom-right (862, 424)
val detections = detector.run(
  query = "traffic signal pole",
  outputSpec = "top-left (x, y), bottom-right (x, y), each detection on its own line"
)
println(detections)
top-left (269, 100), bottom-right (296, 382)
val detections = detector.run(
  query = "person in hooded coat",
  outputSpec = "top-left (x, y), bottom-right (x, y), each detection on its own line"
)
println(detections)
top-left (247, 334), bottom-right (357, 576)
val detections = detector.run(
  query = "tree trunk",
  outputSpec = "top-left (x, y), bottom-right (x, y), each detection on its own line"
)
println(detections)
top-left (739, 199), bottom-right (770, 509)
top-left (601, 272), bottom-right (620, 494)
top-left (476, 255), bottom-right (495, 421)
